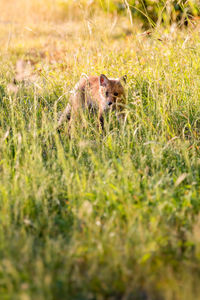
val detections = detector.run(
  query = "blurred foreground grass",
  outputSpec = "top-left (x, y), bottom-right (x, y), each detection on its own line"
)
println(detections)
top-left (1, 1), bottom-right (200, 299)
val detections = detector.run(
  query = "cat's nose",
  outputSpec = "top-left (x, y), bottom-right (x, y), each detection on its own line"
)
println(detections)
top-left (108, 101), bottom-right (112, 106)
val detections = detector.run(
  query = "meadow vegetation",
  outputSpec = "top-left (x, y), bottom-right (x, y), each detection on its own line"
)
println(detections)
top-left (1, 1), bottom-right (200, 299)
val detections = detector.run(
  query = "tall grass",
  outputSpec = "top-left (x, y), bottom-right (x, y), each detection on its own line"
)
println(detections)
top-left (1, 1), bottom-right (200, 299)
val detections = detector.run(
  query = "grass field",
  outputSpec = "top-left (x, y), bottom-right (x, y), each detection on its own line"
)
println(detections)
top-left (1, 1), bottom-right (200, 299)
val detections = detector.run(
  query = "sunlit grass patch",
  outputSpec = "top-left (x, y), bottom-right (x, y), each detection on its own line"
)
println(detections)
top-left (1, 2), bottom-right (200, 299)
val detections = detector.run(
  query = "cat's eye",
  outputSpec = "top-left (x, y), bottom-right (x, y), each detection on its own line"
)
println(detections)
top-left (106, 91), bottom-right (109, 97)
top-left (114, 92), bottom-right (118, 96)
